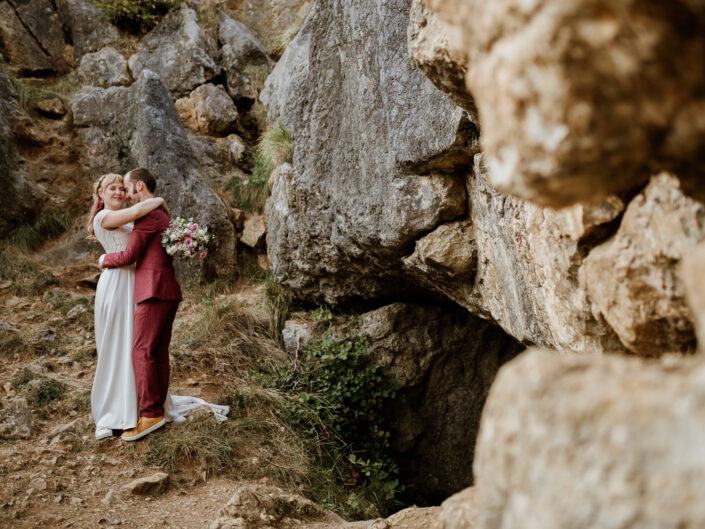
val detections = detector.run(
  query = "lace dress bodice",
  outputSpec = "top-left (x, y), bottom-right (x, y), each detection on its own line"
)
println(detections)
top-left (93, 210), bottom-right (132, 253)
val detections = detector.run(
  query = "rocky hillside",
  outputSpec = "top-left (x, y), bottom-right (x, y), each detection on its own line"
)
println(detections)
top-left (2, 0), bottom-right (705, 528)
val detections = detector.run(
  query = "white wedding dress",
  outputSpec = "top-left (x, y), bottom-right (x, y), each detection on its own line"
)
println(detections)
top-left (92, 210), bottom-right (228, 437)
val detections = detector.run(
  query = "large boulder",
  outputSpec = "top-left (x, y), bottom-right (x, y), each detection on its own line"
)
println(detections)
top-left (426, 0), bottom-right (705, 207)
top-left (13, 0), bottom-right (67, 60)
top-left (405, 153), bottom-right (628, 354)
top-left (174, 83), bottom-right (240, 136)
top-left (0, 69), bottom-right (35, 234)
top-left (128, 7), bottom-right (219, 98)
top-left (55, 0), bottom-right (119, 61)
top-left (70, 70), bottom-right (236, 278)
top-left (78, 47), bottom-right (130, 88)
top-left (259, 6), bottom-right (312, 129)
top-left (681, 242), bottom-right (705, 351)
top-left (264, 0), bottom-right (474, 304)
top-left (580, 173), bottom-right (705, 355)
top-left (475, 349), bottom-right (705, 529)
top-left (0, 0), bottom-right (53, 74)
top-left (218, 10), bottom-right (273, 101)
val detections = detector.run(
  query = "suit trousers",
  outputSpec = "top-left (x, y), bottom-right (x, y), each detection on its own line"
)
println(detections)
top-left (132, 298), bottom-right (180, 418)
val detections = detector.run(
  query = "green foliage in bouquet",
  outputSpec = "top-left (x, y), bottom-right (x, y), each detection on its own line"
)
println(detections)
top-left (92, 0), bottom-right (185, 31)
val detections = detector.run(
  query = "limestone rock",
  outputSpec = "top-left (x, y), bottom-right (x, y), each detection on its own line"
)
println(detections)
top-left (431, 487), bottom-right (478, 529)
top-left (260, 10), bottom-right (311, 129)
top-left (13, 0), bottom-right (67, 60)
top-left (408, 0), bottom-right (476, 118)
top-left (78, 47), bottom-right (130, 88)
top-left (264, 0), bottom-right (472, 304)
top-left (187, 132), bottom-right (247, 191)
top-left (475, 349), bottom-right (705, 529)
top-left (175, 83), bottom-right (239, 136)
top-left (55, 0), bottom-right (119, 61)
top-left (210, 482), bottom-right (336, 529)
top-left (0, 69), bottom-right (35, 234)
top-left (239, 215), bottom-right (266, 248)
top-left (404, 154), bottom-right (626, 355)
top-left (35, 98), bottom-right (67, 119)
top-left (218, 10), bottom-right (273, 101)
top-left (427, 0), bottom-right (705, 207)
top-left (681, 242), bottom-right (705, 351)
top-left (0, 398), bottom-right (33, 439)
top-left (223, 0), bottom-right (313, 55)
top-left (581, 173), bottom-right (705, 355)
top-left (0, 1), bottom-right (52, 74)
top-left (122, 472), bottom-right (169, 496)
top-left (128, 7), bottom-right (219, 97)
top-left (70, 69), bottom-right (236, 278)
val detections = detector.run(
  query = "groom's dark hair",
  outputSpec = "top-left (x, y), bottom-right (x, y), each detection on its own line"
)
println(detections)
top-left (127, 168), bottom-right (157, 194)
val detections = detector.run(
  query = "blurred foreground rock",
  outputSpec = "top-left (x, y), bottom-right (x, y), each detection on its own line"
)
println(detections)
top-left (427, 0), bottom-right (705, 207)
top-left (474, 349), bottom-right (705, 529)
top-left (681, 242), bottom-right (705, 351)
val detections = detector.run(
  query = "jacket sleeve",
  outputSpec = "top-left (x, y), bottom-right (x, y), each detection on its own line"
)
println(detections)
top-left (101, 216), bottom-right (158, 269)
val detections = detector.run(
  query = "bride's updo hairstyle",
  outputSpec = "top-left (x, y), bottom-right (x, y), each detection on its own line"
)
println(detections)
top-left (87, 173), bottom-right (123, 240)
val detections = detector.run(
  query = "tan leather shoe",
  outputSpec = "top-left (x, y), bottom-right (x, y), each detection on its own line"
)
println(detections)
top-left (121, 416), bottom-right (166, 442)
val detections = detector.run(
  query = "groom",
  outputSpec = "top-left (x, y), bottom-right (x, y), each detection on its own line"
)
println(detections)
top-left (100, 168), bottom-right (182, 441)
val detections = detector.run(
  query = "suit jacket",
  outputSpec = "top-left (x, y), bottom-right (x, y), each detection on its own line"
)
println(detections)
top-left (102, 208), bottom-right (182, 304)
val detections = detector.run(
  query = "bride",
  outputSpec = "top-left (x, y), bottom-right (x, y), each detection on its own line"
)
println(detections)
top-left (87, 173), bottom-right (228, 440)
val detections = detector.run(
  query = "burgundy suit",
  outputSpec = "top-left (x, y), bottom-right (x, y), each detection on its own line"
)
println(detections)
top-left (102, 208), bottom-right (182, 418)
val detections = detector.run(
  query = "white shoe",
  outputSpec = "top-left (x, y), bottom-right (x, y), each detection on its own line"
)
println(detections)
top-left (95, 427), bottom-right (112, 440)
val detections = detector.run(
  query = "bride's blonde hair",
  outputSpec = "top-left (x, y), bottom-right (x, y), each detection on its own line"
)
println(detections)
top-left (87, 173), bottom-right (123, 240)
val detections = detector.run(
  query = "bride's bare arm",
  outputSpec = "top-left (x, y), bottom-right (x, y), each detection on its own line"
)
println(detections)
top-left (101, 198), bottom-right (167, 229)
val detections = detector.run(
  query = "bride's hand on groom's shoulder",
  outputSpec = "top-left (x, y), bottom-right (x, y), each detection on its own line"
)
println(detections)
top-left (155, 197), bottom-right (169, 215)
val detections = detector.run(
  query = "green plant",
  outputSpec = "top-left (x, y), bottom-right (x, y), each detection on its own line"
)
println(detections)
top-left (9, 210), bottom-right (71, 251)
top-left (0, 329), bottom-right (28, 356)
top-left (12, 368), bottom-right (35, 387)
top-left (226, 175), bottom-right (269, 214)
top-left (92, 0), bottom-right (185, 30)
top-left (227, 125), bottom-right (293, 213)
top-left (311, 306), bottom-right (333, 323)
top-left (258, 124), bottom-right (293, 173)
top-left (28, 378), bottom-right (66, 407)
top-left (267, 332), bottom-right (403, 518)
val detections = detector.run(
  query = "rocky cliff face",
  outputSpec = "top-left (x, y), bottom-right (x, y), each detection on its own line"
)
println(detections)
top-left (263, 0), bottom-right (705, 357)
top-left (262, 0), bottom-right (705, 523)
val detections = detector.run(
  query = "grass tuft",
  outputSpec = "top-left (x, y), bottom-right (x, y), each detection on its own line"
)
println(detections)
top-left (0, 329), bottom-right (29, 357)
top-left (226, 124), bottom-right (293, 213)
top-left (9, 210), bottom-right (72, 251)
top-left (28, 378), bottom-right (66, 408)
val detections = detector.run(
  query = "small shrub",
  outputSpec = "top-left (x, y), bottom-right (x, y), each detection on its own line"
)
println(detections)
top-left (311, 306), bottom-right (333, 323)
top-left (227, 124), bottom-right (293, 213)
top-left (267, 332), bottom-right (403, 518)
top-left (0, 329), bottom-right (28, 356)
top-left (226, 175), bottom-right (269, 214)
top-left (7, 73), bottom-right (81, 116)
top-left (12, 368), bottom-right (35, 387)
top-left (93, 0), bottom-right (185, 31)
top-left (28, 378), bottom-right (66, 407)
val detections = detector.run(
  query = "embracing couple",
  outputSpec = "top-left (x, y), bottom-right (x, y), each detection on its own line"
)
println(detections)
top-left (88, 168), bottom-right (226, 442)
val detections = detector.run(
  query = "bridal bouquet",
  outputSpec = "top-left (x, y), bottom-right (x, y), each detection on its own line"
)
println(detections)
top-left (162, 217), bottom-right (212, 265)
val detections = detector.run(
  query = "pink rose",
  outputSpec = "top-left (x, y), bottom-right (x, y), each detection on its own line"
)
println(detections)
top-left (190, 224), bottom-right (199, 232)
top-left (184, 237), bottom-right (193, 246)
top-left (199, 251), bottom-right (207, 259)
